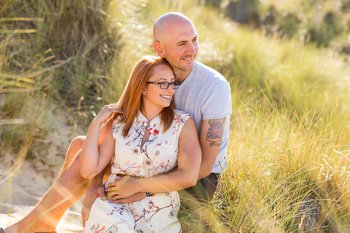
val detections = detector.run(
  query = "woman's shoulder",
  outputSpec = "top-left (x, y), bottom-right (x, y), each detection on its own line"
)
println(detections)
top-left (173, 109), bottom-right (192, 122)
top-left (169, 110), bottom-right (195, 136)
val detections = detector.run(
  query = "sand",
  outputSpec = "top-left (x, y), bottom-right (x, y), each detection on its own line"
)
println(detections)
top-left (0, 150), bottom-right (83, 232)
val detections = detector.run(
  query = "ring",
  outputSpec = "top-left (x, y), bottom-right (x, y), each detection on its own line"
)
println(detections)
top-left (112, 191), bottom-right (118, 196)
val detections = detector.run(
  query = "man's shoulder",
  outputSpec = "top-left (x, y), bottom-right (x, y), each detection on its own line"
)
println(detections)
top-left (195, 61), bottom-right (228, 84)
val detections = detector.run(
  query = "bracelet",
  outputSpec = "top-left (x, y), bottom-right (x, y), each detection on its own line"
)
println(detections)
top-left (146, 192), bottom-right (152, 197)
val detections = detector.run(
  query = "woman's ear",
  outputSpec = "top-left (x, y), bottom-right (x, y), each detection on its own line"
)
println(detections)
top-left (142, 88), bottom-right (147, 95)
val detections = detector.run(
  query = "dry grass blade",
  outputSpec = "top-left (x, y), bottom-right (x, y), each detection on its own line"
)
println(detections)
top-left (0, 29), bottom-right (37, 34)
top-left (0, 119), bottom-right (25, 125)
top-left (0, 17), bottom-right (43, 22)
top-left (0, 57), bottom-right (72, 93)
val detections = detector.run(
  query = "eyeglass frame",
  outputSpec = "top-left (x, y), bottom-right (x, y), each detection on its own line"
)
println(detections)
top-left (146, 81), bottom-right (180, 89)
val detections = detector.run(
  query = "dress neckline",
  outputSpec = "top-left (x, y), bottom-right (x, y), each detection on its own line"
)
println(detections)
top-left (137, 111), bottom-right (161, 128)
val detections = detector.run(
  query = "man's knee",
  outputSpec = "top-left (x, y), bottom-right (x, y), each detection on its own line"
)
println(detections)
top-left (66, 136), bottom-right (86, 161)
top-left (70, 136), bottom-right (86, 150)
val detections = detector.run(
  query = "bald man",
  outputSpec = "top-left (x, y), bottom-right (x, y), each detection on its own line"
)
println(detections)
top-left (3, 12), bottom-right (231, 233)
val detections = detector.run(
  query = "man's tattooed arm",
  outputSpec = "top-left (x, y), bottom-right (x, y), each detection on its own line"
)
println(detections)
top-left (206, 118), bottom-right (225, 147)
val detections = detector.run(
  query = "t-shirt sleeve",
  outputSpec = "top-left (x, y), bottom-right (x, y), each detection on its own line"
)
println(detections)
top-left (202, 80), bottom-right (232, 120)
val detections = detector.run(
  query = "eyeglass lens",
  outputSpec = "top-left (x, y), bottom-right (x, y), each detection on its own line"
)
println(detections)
top-left (158, 82), bottom-right (179, 89)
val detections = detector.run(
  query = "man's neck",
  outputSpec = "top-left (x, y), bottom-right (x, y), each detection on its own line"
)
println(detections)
top-left (175, 68), bottom-right (193, 84)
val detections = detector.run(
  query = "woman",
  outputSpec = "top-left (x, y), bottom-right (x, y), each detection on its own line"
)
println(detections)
top-left (80, 56), bottom-right (201, 232)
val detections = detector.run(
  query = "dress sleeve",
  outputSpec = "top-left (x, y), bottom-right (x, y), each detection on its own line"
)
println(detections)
top-left (173, 111), bottom-right (192, 135)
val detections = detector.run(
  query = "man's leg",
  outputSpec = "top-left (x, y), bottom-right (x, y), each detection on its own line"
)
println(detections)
top-left (184, 173), bottom-right (221, 202)
top-left (5, 136), bottom-right (88, 233)
top-left (179, 173), bottom-right (222, 232)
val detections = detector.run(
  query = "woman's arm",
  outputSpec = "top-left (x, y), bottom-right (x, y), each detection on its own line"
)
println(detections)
top-left (80, 104), bottom-right (119, 179)
top-left (106, 118), bottom-right (201, 199)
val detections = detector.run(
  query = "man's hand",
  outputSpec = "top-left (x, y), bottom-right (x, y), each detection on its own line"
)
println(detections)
top-left (105, 176), bottom-right (140, 199)
top-left (107, 192), bottom-right (146, 204)
top-left (81, 183), bottom-right (105, 227)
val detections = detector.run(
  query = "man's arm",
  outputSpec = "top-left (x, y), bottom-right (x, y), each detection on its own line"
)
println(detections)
top-left (108, 117), bottom-right (226, 204)
top-left (198, 117), bottom-right (226, 179)
top-left (105, 118), bottom-right (201, 199)
top-left (106, 107), bottom-right (229, 203)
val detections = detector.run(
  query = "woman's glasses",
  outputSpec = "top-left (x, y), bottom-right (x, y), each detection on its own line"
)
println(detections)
top-left (146, 81), bottom-right (180, 89)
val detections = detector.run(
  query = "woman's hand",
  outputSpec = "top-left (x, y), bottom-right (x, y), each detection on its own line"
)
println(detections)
top-left (93, 104), bottom-right (123, 126)
top-left (105, 176), bottom-right (141, 200)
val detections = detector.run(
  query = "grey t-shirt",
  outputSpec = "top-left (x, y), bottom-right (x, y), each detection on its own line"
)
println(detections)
top-left (174, 61), bottom-right (232, 173)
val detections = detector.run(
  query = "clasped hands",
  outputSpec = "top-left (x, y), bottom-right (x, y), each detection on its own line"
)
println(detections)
top-left (81, 175), bottom-right (146, 226)
top-left (105, 176), bottom-right (144, 201)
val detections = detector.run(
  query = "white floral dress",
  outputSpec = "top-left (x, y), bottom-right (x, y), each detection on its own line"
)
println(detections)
top-left (84, 110), bottom-right (191, 233)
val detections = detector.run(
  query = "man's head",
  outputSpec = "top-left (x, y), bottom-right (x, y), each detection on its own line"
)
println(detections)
top-left (153, 12), bottom-right (199, 82)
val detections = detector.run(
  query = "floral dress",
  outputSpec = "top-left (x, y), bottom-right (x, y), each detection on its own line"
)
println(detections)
top-left (84, 110), bottom-right (191, 233)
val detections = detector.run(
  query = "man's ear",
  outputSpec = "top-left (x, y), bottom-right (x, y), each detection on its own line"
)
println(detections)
top-left (153, 41), bottom-right (164, 57)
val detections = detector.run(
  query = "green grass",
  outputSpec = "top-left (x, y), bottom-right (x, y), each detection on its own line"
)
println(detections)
top-left (1, 0), bottom-right (350, 232)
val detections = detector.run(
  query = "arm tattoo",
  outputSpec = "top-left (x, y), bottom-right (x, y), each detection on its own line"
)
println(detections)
top-left (206, 118), bottom-right (225, 147)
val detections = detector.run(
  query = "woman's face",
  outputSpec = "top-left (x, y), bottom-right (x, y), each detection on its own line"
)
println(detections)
top-left (142, 64), bottom-right (176, 111)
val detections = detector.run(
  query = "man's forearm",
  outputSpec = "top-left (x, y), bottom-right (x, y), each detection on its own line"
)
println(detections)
top-left (198, 156), bottom-right (216, 179)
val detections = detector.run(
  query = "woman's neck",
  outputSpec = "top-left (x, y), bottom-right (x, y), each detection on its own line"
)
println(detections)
top-left (140, 105), bottom-right (162, 122)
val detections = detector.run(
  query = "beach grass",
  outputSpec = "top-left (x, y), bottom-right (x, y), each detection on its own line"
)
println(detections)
top-left (1, 0), bottom-right (350, 232)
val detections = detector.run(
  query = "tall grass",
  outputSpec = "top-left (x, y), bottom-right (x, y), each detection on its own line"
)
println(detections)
top-left (193, 5), bottom-right (350, 232)
top-left (1, 0), bottom-right (350, 232)
top-left (0, 0), bottom-right (121, 205)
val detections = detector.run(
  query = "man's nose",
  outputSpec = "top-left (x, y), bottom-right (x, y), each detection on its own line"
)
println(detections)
top-left (187, 43), bottom-right (197, 55)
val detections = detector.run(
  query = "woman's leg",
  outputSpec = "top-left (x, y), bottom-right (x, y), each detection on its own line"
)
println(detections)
top-left (5, 136), bottom-right (88, 233)
top-left (84, 198), bottom-right (135, 233)
top-left (132, 192), bottom-right (181, 233)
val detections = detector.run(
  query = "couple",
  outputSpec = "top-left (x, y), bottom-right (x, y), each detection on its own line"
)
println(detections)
top-left (3, 12), bottom-right (231, 233)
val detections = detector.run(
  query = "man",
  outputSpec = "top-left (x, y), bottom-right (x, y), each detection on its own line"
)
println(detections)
top-left (150, 12), bottom-right (231, 200)
top-left (4, 12), bottom-right (231, 233)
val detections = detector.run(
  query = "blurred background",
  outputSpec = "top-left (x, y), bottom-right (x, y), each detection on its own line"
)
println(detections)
top-left (1, 0), bottom-right (350, 232)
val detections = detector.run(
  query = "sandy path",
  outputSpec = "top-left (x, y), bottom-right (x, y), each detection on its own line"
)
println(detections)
top-left (0, 152), bottom-right (83, 232)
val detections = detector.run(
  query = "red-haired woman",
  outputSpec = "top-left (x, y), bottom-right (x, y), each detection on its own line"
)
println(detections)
top-left (80, 56), bottom-right (201, 232)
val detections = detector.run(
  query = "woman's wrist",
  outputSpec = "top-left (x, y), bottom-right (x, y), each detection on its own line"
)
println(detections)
top-left (91, 118), bottom-right (103, 127)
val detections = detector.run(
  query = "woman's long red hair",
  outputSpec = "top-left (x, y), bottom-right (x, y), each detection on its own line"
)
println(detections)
top-left (117, 56), bottom-right (175, 137)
